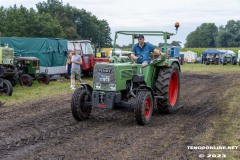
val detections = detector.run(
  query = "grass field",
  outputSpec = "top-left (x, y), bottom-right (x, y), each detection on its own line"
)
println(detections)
top-left (181, 63), bottom-right (240, 74)
top-left (1, 78), bottom-right (93, 106)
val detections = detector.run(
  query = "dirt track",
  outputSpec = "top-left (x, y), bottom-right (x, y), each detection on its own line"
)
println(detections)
top-left (0, 73), bottom-right (239, 160)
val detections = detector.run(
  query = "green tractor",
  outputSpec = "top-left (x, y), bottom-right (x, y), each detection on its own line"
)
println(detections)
top-left (71, 23), bottom-right (181, 125)
top-left (15, 56), bottom-right (50, 86)
top-left (0, 46), bottom-right (15, 96)
top-left (222, 54), bottom-right (237, 65)
top-left (206, 54), bottom-right (215, 65)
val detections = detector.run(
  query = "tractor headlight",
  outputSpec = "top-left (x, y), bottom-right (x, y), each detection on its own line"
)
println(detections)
top-left (95, 83), bottom-right (101, 89)
top-left (109, 84), bottom-right (116, 90)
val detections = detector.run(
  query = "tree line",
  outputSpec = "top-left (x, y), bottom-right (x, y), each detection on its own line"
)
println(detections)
top-left (185, 20), bottom-right (240, 48)
top-left (0, 0), bottom-right (112, 47)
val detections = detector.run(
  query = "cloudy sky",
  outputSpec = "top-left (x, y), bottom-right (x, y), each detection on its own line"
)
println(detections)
top-left (1, 0), bottom-right (240, 46)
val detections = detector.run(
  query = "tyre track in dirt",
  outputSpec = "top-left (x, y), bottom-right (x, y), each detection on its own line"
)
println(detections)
top-left (0, 73), bottom-right (239, 159)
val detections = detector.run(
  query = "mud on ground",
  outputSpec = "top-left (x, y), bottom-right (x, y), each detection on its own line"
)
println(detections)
top-left (0, 73), bottom-right (239, 160)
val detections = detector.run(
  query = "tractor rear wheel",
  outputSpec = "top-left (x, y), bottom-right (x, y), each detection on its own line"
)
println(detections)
top-left (38, 72), bottom-right (50, 84)
top-left (1, 80), bottom-right (13, 96)
top-left (155, 63), bottom-right (180, 113)
top-left (135, 90), bottom-right (153, 125)
top-left (19, 74), bottom-right (33, 87)
top-left (71, 87), bottom-right (92, 121)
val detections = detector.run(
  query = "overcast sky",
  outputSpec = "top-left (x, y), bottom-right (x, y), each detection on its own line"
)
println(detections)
top-left (1, 0), bottom-right (240, 46)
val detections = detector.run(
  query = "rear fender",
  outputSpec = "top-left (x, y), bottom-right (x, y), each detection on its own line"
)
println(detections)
top-left (171, 61), bottom-right (181, 72)
top-left (156, 58), bottom-right (181, 72)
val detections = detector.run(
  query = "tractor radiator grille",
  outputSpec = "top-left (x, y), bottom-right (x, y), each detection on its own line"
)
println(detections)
top-left (93, 64), bottom-right (116, 90)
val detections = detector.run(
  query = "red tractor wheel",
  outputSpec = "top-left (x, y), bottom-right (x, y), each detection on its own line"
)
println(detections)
top-left (19, 74), bottom-right (33, 87)
top-left (135, 90), bottom-right (154, 125)
top-left (38, 73), bottom-right (50, 84)
top-left (155, 63), bottom-right (180, 113)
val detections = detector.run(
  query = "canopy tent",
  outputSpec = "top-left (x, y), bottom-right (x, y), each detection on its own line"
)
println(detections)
top-left (202, 49), bottom-right (225, 55)
top-left (1, 37), bottom-right (68, 67)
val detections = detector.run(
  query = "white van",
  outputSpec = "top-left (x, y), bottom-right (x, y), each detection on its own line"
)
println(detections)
top-left (180, 51), bottom-right (197, 63)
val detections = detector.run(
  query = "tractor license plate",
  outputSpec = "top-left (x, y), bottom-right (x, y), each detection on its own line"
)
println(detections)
top-left (99, 75), bottom-right (110, 82)
top-left (36, 70), bottom-right (39, 73)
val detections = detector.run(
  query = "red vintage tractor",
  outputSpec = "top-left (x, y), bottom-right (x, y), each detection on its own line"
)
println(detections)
top-left (68, 40), bottom-right (109, 76)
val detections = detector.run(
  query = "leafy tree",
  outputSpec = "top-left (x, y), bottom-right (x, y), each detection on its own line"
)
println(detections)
top-left (36, 0), bottom-right (112, 47)
top-left (2, 5), bottom-right (28, 37)
top-left (216, 20), bottom-right (240, 47)
top-left (122, 43), bottom-right (133, 48)
top-left (216, 30), bottom-right (235, 47)
top-left (0, 0), bottom-right (112, 47)
top-left (170, 41), bottom-right (181, 47)
top-left (185, 23), bottom-right (218, 48)
top-left (32, 13), bottom-right (64, 37)
top-left (36, 0), bottom-right (74, 38)
top-left (158, 42), bottom-right (164, 48)
top-left (0, 5), bottom-right (64, 37)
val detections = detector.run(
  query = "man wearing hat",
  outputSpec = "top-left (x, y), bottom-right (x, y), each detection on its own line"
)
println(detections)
top-left (131, 34), bottom-right (162, 67)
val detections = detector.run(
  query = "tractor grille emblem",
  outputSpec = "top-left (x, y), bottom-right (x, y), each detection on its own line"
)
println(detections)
top-left (98, 68), bottom-right (112, 73)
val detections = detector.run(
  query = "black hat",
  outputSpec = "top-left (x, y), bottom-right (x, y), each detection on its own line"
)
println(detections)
top-left (137, 34), bottom-right (144, 39)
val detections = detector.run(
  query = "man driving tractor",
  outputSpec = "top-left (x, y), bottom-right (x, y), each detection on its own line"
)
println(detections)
top-left (131, 34), bottom-right (163, 66)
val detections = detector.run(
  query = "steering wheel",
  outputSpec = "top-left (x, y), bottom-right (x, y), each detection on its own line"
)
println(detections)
top-left (127, 54), bottom-right (133, 61)
top-left (128, 54), bottom-right (143, 62)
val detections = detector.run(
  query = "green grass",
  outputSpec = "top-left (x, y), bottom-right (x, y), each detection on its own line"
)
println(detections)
top-left (1, 77), bottom-right (93, 106)
top-left (181, 63), bottom-right (240, 74)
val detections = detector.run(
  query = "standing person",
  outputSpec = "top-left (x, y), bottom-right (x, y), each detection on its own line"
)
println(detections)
top-left (70, 50), bottom-right (82, 90)
top-left (131, 34), bottom-right (162, 67)
top-left (65, 51), bottom-right (72, 78)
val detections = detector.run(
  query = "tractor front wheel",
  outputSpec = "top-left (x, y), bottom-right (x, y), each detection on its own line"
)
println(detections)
top-left (71, 88), bottom-right (92, 121)
top-left (9, 74), bottom-right (19, 86)
top-left (135, 90), bottom-right (154, 125)
top-left (232, 58), bottom-right (237, 65)
top-left (38, 72), bottom-right (50, 84)
top-left (155, 63), bottom-right (180, 113)
top-left (19, 74), bottom-right (33, 87)
top-left (1, 80), bottom-right (13, 96)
